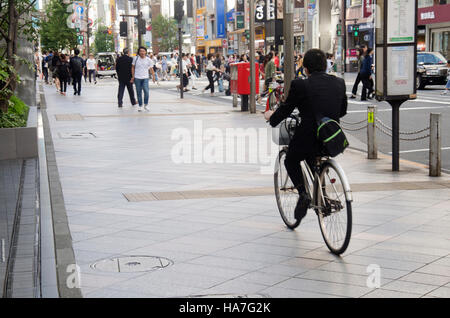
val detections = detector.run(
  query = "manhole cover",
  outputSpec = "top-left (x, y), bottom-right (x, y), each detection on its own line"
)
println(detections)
top-left (59, 132), bottom-right (96, 139)
top-left (188, 294), bottom-right (269, 298)
top-left (91, 256), bottom-right (173, 273)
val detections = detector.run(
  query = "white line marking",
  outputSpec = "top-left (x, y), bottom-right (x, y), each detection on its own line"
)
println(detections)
top-left (388, 147), bottom-right (450, 154)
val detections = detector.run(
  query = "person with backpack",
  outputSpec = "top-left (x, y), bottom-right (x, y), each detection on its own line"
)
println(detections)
top-left (70, 48), bottom-right (84, 95)
top-left (264, 49), bottom-right (347, 224)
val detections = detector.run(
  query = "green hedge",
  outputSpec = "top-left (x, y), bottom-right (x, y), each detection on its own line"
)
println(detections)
top-left (0, 96), bottom-right (29, 128)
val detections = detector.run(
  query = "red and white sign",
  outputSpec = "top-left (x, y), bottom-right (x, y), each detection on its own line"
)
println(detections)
top-left (363, 0), bottom-right (373, 19)
top-left (418, 4), bottom-right (450, 25)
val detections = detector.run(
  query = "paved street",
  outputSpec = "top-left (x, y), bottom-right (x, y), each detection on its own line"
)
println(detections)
top-left (136, 73), bottom-right (450, 173)
top-left (40, 77), bottom-right (450, 298)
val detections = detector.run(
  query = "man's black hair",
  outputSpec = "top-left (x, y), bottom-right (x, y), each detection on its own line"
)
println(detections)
top-left (74, 48), bottom-right (80, 56)
top-left (303, 49), bottom-right (327, 73)
top-left (137, 46), bottom-right (147, 55)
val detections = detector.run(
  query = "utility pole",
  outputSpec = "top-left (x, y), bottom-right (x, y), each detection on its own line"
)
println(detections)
top-left (249, 0), bottom-right (256, 113)
top-left (124, 0), bottom-right (132, 50)
top-left (85, 0), bottom-right (92, 56)
top-left (283, 0), bottom-right (294, 96)
top-left (178, 23), bottom-right (183, 99)
top-left (137, 0), bottom-right (142, 46)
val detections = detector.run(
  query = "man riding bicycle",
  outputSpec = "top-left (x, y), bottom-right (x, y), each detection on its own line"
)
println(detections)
top-left (264, 49), bottom-right (348, 224)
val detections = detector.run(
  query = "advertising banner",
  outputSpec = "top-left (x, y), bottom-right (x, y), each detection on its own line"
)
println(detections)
top-left (196, 9), bottom-right (205, 40)
top-left (267, 0), bottom-right (275, 20)
top-left (363, 0), bottom-right (373, 19)
top-left (216, 0), bottom-right (226, 38)
top-left (255, 0), bottom-right (266, 23)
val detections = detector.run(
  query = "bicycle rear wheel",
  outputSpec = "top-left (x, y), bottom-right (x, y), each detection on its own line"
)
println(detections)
top-left (315, 161), bottom-right (352, 255)
top-left (274, 149), bottom-right (300, 229)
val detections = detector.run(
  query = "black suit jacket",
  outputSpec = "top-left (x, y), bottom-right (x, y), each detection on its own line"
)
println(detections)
top-left (116, 55), bottom-right (133, 82)
top-left (270, 72), bottom-right (348, 155)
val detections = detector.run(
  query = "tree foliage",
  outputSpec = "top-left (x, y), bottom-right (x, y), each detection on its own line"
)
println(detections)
top-left (94, 25), bottom-right (114, 53)
top-left (0, 0), bottom-right (39, 112)
top-left (152, 15), bottom-right (178, 52)
top-left (40, 0), bottom-right (77, 51)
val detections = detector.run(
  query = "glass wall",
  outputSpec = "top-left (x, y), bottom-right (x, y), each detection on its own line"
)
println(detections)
top-left (431, 29), bottom-right (450, 59)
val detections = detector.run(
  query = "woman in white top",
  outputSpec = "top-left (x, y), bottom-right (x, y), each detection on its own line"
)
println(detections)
top-left (131, 47), bottom-right (155, 111)
top-left (202, 53), bottom-right (220, 96)
top-left (86, 54), bottom-right (97, 84)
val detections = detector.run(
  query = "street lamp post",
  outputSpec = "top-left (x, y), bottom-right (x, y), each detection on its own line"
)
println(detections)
top-left (283, 0), bottom-right (294, 96)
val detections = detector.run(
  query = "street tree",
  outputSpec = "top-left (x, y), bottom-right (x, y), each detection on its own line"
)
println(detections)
top-left (93, 25), bottom-right (114, 53)
top-left (152, 15), bottom-right (178, 52)
top-left (0, 0), bottom-right (39, 112)
top-left (40, 0), bottom-right (77, 51)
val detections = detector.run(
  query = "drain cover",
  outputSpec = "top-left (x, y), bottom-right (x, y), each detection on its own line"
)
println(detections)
top-left (59, 132), bottom-right (96, 139)
top-left (91, 256), bottom-right (173, 273)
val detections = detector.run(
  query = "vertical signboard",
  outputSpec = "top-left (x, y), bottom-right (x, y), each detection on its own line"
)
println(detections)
top-left (216, 0), bottom-right (226, 38)
top-left (363, 0), bottom-right (373, 18)
top-left (267, 0), bottom-right (275, 20)
top-left (255, 0), bottom-right (267, 23)
top-left (276, 0), bottom-right (283, 20)
top-left (387, 0), bottom-right (416, 43)
top-left (237, 0), bottom-right (245, 12)
top-left (196, 9), bottom-right (205, 40)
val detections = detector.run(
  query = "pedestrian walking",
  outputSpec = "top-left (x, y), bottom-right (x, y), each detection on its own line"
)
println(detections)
top-left (69, 48), bottom-right (84, 95)
top-left (131, 46), bottom-right (155, 112)
top-left (51, 52), bottom-right (61, 92)
top-left (350, 46), bottom-right (367, 99)
top-left (441, 60), bottom-right (450, 95)
top-left (42, 51), bottom-right (49, 84)
top-left (360, 48), bottom-right (374, 101)
top-left (202, 53), bottom-right (220, 96)
top-left (81, 54), bottom-right (87, 82)
top-left (116, 48), bottom-right (137, 108)
top-left (57, 54), bottom-right (70, 96)
top-left (86, 54), bottom-right (97, 84)
top-left (176, 54), bottom-right (190, 92)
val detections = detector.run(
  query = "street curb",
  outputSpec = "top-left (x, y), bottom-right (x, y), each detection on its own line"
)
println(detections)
top-left (40, 89), bottom-right (82, 298)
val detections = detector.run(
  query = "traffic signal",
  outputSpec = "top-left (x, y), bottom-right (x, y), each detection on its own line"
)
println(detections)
top-left (336, 24), bottom-right (342, 36)
top-left (353, 25), bottom-right (359, 37)
top-left (120, 21), bottom-right (127, 37)
top-left (138, 19), bottom-right (146, 34)
top-left (174, 0), bottom-right (184, 23)
top-left (244, 30), bottom-right (250, 40)
top-left (77, 35), bottom-right (83, 45)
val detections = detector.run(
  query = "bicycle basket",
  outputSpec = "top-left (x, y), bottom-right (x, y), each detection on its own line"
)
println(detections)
top-left (272, 117), bottom-right (298, 145)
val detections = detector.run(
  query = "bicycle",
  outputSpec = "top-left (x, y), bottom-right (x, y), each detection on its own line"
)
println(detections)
top-left (265, 77), bottom-right (284, 112)
top-left (272, 113), bottom-right (353, 255)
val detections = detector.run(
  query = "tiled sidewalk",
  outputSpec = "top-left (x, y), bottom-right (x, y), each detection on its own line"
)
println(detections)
top-left (42, 80), bottom-right (450, 298)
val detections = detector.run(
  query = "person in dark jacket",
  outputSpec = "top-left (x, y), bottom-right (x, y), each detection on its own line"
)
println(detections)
top-left (350, 45), bottom-right (367, 99)
top-left (264, 49), bottom-right (348, 223)
top-left (69, 48), bottom-right (84, 95)
top-left (360, 48), bottom-right (374, 101)
top-left (56, 54), bottom-right (70, 96)
top-left (116, 48), bottom-right (137, 108)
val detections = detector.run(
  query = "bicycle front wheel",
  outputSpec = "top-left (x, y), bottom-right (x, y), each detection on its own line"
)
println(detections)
top-left (274, 149), bottom-right (300, 229)
top-left (315, 161), bottom-right (352, 255)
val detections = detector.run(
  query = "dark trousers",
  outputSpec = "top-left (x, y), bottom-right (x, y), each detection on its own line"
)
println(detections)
top-left (88, 70), bottom-right (96, 82)
top-left (284, 130), bottom-right (319, 191)
top-left (205, 71), bottom-right (215, 93)
top-left (43, 67), bottom-right (49, 83)
top-left (118, 80), bottom-right (136, 106)
top-left (72, 73), bottom-right (82, 94)
top-left (352, 72), bottom-right (361, 95)
top-left (361, 73), bottom-right (374, 100)
top-left (60, 77), bottom-right (68, 92)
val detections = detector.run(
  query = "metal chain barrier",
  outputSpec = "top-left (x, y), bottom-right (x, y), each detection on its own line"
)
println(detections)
top-left (341, 118), bottom-right (367, 125)
top-left (342, 124), bottom-right (368, 132)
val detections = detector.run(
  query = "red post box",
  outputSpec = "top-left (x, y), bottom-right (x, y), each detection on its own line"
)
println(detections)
top-left (230, 62), bottom-right (260, 95)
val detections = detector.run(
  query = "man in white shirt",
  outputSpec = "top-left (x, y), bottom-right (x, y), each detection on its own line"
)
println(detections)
top-left (131, 47), bottom-right (155, 111)
top-left (176, 54), bottom-right (190, 92)
top-left (86, 54), bottom-right (97, 84)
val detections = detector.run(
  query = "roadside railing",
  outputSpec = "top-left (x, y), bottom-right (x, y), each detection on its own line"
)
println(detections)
top-left (342, 106), bottom-right (442, 177)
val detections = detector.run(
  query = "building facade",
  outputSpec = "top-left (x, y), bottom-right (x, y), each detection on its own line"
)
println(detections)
top-left (418, 0), bottom-right (450, 59)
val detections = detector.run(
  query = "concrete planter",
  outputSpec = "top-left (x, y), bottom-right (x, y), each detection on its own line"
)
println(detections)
top-left (0, 106), bottom-right (38, 160)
